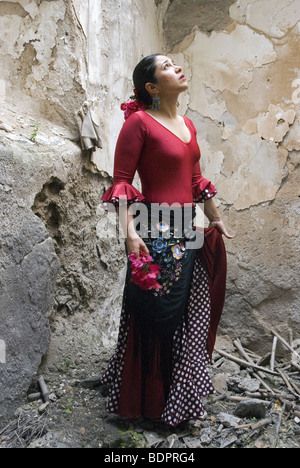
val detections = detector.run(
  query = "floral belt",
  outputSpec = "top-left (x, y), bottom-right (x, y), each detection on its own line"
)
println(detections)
top-left (132, 203), bottom-right (197, 296)
top-left (143, 236), bottom-right (192, 297)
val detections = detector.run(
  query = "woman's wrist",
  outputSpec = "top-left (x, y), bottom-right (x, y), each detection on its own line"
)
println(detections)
top-left (127, 232), bottom-right (140, 241)
top-left (204, 199), bottom-right (222, 223)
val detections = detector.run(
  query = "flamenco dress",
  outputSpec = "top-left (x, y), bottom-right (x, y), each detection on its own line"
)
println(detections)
top-left (100, 111), bottom-right (227, 427)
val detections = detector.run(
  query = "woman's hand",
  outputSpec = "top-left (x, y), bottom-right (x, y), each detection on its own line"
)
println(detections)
top-left (209, 220), bottom-right (234, 239)
top-left (126, 234), bottom-right (150, 258)
top-left (204, 199), bottom-right (234, 239)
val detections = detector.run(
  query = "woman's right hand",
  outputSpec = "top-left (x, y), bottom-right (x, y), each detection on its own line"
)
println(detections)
top-left (126, 235), bottom-right (150, 258)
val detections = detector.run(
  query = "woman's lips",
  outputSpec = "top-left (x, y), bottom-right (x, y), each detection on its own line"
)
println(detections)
top-left (179, 74), bottom-right (186, 80)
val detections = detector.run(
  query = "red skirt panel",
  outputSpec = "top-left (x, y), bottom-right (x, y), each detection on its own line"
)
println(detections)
top-left (100, 228), bottom-right (227, 426)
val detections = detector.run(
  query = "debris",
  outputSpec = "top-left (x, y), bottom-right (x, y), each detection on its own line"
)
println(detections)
top-left (38, 402), bottom-right (50, 415)
top-left (234, 399), bottom-right (267, 419)
top-left (212, 373), bottom-right (228, 394)
top-left (271, 329), bottom-right (300, 362)
top-left (28, 393), bottom-right (42, 402)
top-left (1, 330), bottom-right (299, 449)
top-left (218, 412), bottom-right (241, 428)
top-left (0, 413), bottom-right (48, 448)
top-left (80, 376), bottom-right (102, 389)
top-left (271, 336), bottom-right (278, 372)
top-left (38, 376), bottom-right (50, 403)
top-left (274, 401), bottom-right (286, 448)
top-left (214, 348), bottom-right (278, 376)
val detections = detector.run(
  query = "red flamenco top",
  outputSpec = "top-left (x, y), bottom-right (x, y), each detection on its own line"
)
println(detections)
top-left (101, 111), bottom-right (217, 207)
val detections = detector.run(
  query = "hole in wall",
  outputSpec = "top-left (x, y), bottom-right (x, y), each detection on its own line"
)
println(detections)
top-left (31, 177), bottom-right (65, 250)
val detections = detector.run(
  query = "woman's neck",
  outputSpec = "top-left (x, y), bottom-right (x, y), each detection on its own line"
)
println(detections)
top-left (153, 95), bottom-right (179, 120)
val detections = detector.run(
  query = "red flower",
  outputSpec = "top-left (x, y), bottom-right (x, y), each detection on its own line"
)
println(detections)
top-left (121, 99), bottom-right (147, 120)
top-left (128, 251), bottom-right (162, 291)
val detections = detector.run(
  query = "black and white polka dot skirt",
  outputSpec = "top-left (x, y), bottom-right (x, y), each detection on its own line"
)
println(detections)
top-left (101, 249), bottom-right (216, 427)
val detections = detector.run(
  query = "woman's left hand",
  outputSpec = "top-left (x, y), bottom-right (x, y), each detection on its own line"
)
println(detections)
top-left (209, 220), bottom-right (234, 239)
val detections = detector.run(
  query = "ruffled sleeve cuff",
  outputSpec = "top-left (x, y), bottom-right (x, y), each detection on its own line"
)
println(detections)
top-left (193, 180), bottom-right (217, 203)
top-left (101, 182), bottom-right (145, 210)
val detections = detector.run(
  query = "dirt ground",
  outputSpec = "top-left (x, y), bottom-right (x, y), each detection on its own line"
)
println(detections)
top-left (1, 339), bottom-right (299, 449)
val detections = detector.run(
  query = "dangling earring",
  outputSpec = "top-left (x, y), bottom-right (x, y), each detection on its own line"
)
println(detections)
top-left (151, 95), bottom-right (161, 111)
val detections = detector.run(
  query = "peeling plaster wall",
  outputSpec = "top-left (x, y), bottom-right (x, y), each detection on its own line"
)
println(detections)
top-left (0, 0), bottom-right (161, 175)
top-left (0, 0), bottom-right (161, 422)
top-left (158, 0), bottom-right (300, 349)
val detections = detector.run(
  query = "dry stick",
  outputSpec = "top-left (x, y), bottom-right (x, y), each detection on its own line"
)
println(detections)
top-left (248, 418), bottom-right (272, 439)
top-left (233, 339), bottom-right (276, 395)
top-left (228, 395), bottom-right (271, 404)
top-left (271, 329), bottom-right (300, 362)
top-left (289, 329), bottom-right (294, 356)
top-left (276, 368), bottom-right (300, 399)
top-left (291, 361), bottom-right (300, 372)
top-left (271, 329), bottom-right (300, 372)
top-left (251, 418), bottom-right (272, 431)
top-left (274, 401), bottom-right (286, 448)
top-left (38, 376), bottom-right (50, 403)
top-left (234, 339), bottom-right (263, 377)
top-left (214, 348), bottom-right (278, 376)
top-left (270, 336), bottom-right (278, 373)
top-left (235, 341), bottom-right (273, 386)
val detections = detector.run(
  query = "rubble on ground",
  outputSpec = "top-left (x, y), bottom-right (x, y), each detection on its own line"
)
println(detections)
top-left (1, 333), bottom-right (299, 449)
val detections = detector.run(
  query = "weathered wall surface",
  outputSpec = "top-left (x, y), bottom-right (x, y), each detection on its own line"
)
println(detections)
top-left (0, 0), bottom-right (161, 423)
top-left (0, 139), bottom-right (60, 421)
top-left (0, 0), bottom-right (161, 173)
top-left (158, 0), bottom-right (300, 350)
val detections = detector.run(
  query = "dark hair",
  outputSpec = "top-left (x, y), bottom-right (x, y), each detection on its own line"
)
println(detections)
top-left (133, 54), bottom-right (162, 107)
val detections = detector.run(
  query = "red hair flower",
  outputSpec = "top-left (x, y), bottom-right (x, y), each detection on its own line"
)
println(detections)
top-left (121, 99), bottom-right (147, 120)
top-left (128, 251), bottom-right (162, 291)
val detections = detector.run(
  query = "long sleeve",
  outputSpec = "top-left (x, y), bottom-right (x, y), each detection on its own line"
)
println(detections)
top-left (101, 113), bottom-right (146, 208)
top-left (192, 161), bottom-right (217, 203)
top-left (186, 118), bottom-right (217, 204)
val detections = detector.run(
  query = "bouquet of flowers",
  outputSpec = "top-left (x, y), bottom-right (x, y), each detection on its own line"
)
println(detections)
top-left (128, 252), bottom-right (162, 291)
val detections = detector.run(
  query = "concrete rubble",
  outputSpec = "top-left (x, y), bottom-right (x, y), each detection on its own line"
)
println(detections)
top-left (1, 335), bottom-right (299, 449)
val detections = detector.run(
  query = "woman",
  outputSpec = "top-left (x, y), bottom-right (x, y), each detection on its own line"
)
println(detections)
top-left (101, 54), bottom-right (233, 427)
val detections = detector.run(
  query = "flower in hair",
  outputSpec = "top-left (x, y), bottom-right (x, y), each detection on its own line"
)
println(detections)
top-left (121, 98), bottom-right (147, 120)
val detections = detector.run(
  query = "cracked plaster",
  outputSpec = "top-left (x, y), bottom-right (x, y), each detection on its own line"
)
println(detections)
top-left (154, 0), bottom-right (300, 345)
top-left (229, 0), bottom-right (300, 39)
top-left (166, 2), bottom-right (300, 211)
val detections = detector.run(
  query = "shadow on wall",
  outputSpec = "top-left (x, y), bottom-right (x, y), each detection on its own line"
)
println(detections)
top-left (162, 0), bottom-right (235, 50)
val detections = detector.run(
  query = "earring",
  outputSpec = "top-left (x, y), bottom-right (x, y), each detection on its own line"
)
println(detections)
top-left (151, 95), bottom-right (161, 111)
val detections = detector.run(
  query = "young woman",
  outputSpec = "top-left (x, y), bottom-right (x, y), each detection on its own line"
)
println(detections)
top-left (101, 54), bottom-right (233, 427)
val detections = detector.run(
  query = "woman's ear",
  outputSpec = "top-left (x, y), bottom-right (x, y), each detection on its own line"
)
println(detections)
top-left (145, 82), bottom-right (159, 96)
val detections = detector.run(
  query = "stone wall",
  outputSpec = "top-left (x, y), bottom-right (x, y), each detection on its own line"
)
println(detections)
top-left (157, 0), bottom-right (300, 350)
top-left (0, 0), bottom-right (161, 423)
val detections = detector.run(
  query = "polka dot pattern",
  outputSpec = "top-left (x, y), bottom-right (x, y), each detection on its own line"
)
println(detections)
top-left (101, 255), bottom-right (215, 427)
top-left (161, 256), bottom-right (215, 426)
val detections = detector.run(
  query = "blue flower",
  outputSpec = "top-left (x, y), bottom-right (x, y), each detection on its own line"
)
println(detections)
top-left (152, 238), bottom-right (168, 254)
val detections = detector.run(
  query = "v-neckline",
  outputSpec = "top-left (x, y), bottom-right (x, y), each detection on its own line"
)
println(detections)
top-left (144, 112), bottom-right (192, 145)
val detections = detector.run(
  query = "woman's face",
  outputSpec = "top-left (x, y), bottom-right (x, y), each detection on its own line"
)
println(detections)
top-left (150, 55), bottom-right (188, 97)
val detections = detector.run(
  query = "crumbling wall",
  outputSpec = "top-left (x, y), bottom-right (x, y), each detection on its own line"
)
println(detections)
top-left (0, 0), bottom-right (161, 423)
top-left (157, 0), bottom-right (300, 350)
